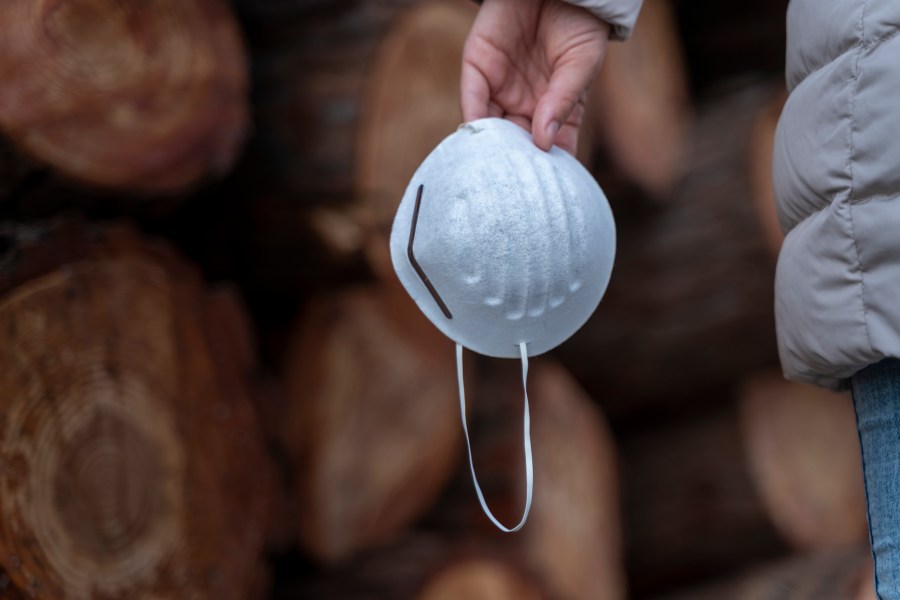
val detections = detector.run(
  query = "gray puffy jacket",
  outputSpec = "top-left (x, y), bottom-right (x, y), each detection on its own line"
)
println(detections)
top-left (774, 0), bottom-right (900, 389)
top-left (566, 0), bottom-right (643, 40)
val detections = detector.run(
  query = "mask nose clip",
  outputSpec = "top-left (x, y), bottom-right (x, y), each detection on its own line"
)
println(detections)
top-left (407, 184), bottom-right (453, 319)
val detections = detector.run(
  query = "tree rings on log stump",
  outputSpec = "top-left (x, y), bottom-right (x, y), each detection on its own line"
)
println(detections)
top-left (739, 371), bottom-right (867, 550)
top-left (0, 0), bottom-right (249, 192)
top-left (0, 220), bottom-right (273, 599)
top-left (284, 285), bottom-right (461, 564)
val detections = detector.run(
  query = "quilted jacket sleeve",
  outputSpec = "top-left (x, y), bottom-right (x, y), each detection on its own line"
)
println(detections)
top-left (565, 0), bottom-right (644, 40)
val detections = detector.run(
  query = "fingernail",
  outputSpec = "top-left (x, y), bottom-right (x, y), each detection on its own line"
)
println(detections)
top-left (546, 121), bottom-right (560, 144)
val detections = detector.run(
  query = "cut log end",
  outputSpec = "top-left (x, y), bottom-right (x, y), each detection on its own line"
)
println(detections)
top-left (738, 370), bottom-right (867, 550)
top-left (0, 220), bottom-right (272, 598)
top-left (0, 0), bottom-right (249, 192)
top-left (53, 410), bottom-right (175, 561)
top-left (285, 285), bottom-right (461, 564)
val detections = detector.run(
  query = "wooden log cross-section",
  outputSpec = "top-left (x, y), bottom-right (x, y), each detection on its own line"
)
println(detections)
top-left (283, 284), bottom-right (462, 564)
top-left (0, 220), bottom-right (275, 599)
top-left (0, 0), bottom-right (249, 193)
top-left (738, 371), bottom-right (868, 551)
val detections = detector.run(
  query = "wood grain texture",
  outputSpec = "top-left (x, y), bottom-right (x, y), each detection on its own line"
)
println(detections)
top-left (739, 371), bottom-right (867, 550)
top-left (284, 284), bottom-right (461, 564)
top-left (0, 220), bottom-right (273, 599)
top-left (0, 0), bottom-right (248, 192)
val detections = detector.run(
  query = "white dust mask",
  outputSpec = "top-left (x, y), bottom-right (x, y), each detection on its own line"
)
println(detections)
top-left (390, 117), bottom-right (616, 531)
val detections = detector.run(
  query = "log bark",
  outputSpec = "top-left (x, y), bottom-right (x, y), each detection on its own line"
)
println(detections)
top-left (0, 0), bottom-right (248, 193)
top-left (589, 0), bottom-right (691, 197)
top-left (659, 547), bottom-right (873, 600)
top-left (283, 284), bottom-right (461, 564)
top-left (738, 371), bottom-right (868, 550)
top-left (621, 401), bottom-right (786, 597)
top-left (555, 84), bottom-right (783, 422)
top-left (0, 219), bottom-right (274, 599)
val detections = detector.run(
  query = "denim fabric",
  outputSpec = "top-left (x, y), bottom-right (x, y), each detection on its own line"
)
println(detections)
top-left (852, 358), bottom-right (900, 599)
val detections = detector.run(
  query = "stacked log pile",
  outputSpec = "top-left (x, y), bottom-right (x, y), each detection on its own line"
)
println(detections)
top-left (0, 0), bottom-right (868, 598)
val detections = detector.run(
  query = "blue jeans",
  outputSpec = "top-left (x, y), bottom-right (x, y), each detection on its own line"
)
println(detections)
top-left (853, 358), bottom-right (900, 599)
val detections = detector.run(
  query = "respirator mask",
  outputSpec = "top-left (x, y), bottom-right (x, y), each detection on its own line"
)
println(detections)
top-left (390, 117), bottom-right (616, 531)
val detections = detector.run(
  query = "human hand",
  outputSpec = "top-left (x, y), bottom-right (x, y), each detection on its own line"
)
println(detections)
top-left (461, 0), bottom-right (610, 155)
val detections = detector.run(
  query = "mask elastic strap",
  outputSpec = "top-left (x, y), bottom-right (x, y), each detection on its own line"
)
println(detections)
top-left (456, 341), bottom-right (534, 532)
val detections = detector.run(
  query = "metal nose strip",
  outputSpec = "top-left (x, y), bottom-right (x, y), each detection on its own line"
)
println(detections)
top-left (408, 184), bottom-right (453, 319)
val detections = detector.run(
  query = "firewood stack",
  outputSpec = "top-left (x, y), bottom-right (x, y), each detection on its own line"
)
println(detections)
top-left (0, 0), bottom-right (866, 598)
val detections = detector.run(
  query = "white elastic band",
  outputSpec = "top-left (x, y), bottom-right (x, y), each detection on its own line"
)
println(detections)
top-left (456, 341), bottom-right (534, 532)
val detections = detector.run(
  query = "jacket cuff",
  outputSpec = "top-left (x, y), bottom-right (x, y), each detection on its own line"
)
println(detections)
top-left (564, 0), bottom-right (644, 40)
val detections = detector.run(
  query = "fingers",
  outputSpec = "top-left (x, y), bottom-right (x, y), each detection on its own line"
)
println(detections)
top-left (461, 0), bottom-right (608, 154)
top-left (532, 48), bottom-right (601, 153)
top-left (460, 59), bottom-right (492, 123)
